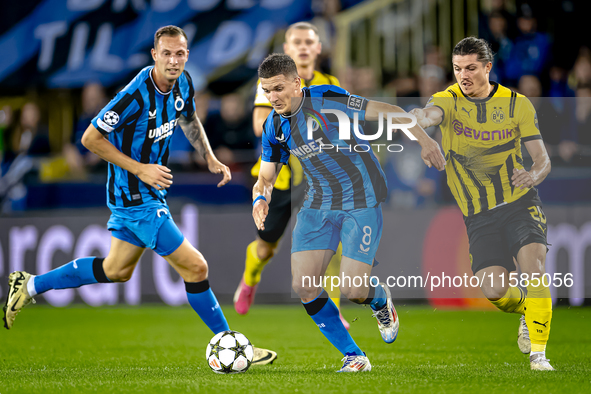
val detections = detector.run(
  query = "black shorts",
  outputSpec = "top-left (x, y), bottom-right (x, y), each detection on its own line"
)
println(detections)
top-left (257, 182), bottom-right (306, 243)
top-left (464, 189), bottom-right (548, 275)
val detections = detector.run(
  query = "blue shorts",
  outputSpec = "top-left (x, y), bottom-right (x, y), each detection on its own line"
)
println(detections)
top-left (291, 206), bottom-right (383, 265)
top-left (107, 205), bottom-right (185, 256)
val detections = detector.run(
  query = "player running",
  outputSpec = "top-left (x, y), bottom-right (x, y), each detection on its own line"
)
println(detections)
top-left (234, 22), bottom-right (348, 329)
top-left (410, 37), bottom-right (553, 371)
top-left (252, 53), bottom-right (445, 372)
top-left (3, 25), bottom-right (274, 365)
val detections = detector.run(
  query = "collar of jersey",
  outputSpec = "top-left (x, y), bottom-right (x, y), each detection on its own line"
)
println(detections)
top-left (302, 70), bottom-right (318, 87)
top-left (149, 66), bottom-right (176, 96)
top-left (458, 81), bottom-right (499, 103)
top-left (280, 88), bottom-right (307, 119)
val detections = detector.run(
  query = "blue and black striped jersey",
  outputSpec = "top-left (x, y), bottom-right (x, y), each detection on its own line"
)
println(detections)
top-left (261, 85), bottom-right (387, 210)
top-left (91, 66), bottom-right (195, 209)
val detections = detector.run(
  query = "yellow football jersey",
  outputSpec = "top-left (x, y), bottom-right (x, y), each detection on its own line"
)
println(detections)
top-left (427, 82), bottom-right (542, 216)
top-left (251, 71), bottom-right (340, 190)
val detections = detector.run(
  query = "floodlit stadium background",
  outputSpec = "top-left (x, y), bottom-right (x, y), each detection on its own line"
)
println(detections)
top-left (1, 0), bottom-right (590, 307)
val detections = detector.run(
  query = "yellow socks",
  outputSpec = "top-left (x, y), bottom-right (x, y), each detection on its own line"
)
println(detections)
top-left (490, 286), bottom-right (526, 315)
top-left (324, 244), bottom-right (342, 309)
top-left (243, 240), bottom-right (347, 315)
top-left (489, 282), bottom-right (552, 353)
top-left (243, 241), bottom-right (272, 287)
top-left (525, 281), bottom-right (552, 353)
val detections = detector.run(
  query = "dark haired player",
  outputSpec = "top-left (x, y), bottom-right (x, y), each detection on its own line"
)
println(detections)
top-left (410, 37), bottom-right (553, 371)
top-left (235, 22), bottom-right (348, 331)
top-left (3, 25), bottom-right (274, 365)
top-left (253, 53), bottom-right (445, 371)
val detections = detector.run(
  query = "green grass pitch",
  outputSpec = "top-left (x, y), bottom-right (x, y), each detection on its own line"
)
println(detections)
top-left (1, 304), bottom-right (589, 393)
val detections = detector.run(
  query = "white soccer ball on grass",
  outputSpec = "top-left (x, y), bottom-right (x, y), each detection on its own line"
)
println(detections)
top-left (206, 330), bottom-right (254, 374)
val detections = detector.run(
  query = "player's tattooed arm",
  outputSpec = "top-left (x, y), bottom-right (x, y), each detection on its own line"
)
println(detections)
top-left (252, 161), bottom-right (283, 230)
top-left (81, 125), bottom-right (173, 190)
top-left (178, 113), bottom-right (231, 187)
top-left (366, 101), bottom-right (446, 171)
top-left (513, 139), bottom-right (551, 189)
top-left (178, 112), bottom-right (214, 159)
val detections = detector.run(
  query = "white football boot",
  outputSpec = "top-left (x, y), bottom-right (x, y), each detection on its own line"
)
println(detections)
top-left (337, 353), bottom-right (372, 372)
top-left (3, 271), bottom-right (36, 330)
top-left (251, 347), bottom-right (278, 365)
top-left (530, 353), bottom-right (555, 371)
top-left (371, 283), bottom-right (399, 343)
top-left (517, 315), bottom-right (531, 354)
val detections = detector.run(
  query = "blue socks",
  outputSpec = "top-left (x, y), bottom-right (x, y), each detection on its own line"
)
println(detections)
top-left (303, 291), bottom-right (363, 356)
top-left (185, 280), bottom-right (230, 335)
top-left (370, 284), bottom-right (388, 310)
top-left (33, 257), bottom-right (109, 295)
top-left (361, 280), bottom-right (387, 310)
top-left (32, 258), bottom-right (229, 335)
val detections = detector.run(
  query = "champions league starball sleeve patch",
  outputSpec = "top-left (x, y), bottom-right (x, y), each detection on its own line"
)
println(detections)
top-left (103, 111), bottom-right (120, 126)
top-left (97, 110), bottom-right (120, 133)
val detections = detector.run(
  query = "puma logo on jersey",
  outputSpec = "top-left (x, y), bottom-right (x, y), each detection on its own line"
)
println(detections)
top-left (149, 119), bottom-right (177, 143)
top-left (461, 107), bottom-right (473, 116)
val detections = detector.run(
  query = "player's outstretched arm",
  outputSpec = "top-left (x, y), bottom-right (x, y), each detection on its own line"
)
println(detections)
top-left (408, 106), bottom-right (444, 129)
top-left (252, 161), bottom-right (282, 231)
top-left (81, 124), bottom-right (173, 190)
top-left (178, 113), bottom-right (231, 187)
top-left (513, 139), bottom-right (551, 189)
top-left (365, 101), bottom-right (446, 171)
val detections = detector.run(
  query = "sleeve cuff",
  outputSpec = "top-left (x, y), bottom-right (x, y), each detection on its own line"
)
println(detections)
top-left (522, 135), bottom-right (543, 142)
top-left (359, 97), bottom-right (368, 112)
top-left (262, 156), bottom-right (288, 164)
top-left (93, 119), bottom-right (113, 136)
top-left (433, 105), bottom-right (445, 124)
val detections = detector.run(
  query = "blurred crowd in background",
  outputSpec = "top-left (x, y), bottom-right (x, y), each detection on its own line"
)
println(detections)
top-left (1, 0), bottom-right (590, 214)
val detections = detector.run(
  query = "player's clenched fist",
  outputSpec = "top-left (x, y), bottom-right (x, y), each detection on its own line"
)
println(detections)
top-left (409, 108), bottom-right (429, 129)
top-left (137, 164), bottom-right (173, 190)
top-left (252, 199), bottom-right (269, 231)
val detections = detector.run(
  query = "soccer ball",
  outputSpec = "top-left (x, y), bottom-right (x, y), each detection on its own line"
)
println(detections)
top-left (206, 330), bottom-right (254, 374)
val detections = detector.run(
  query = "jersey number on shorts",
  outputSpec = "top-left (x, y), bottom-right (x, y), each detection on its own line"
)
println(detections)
top-left (360, 226), bottom-right (372, 252)
top-left (528, 206), bottom-right (547, 233)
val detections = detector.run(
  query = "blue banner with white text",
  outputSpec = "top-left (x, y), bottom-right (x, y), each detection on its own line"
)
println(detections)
top-left (0, 0), bottom-right (314, 89)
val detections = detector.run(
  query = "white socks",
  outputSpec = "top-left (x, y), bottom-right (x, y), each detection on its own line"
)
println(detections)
top-left (27, 276), bottom-right (37, 297)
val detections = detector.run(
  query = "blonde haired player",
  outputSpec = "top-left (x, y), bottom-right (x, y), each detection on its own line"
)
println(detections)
top-left (410, 37), bottom-right (553, 371)
top-left (234, 22), bottom-right (348, 329)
